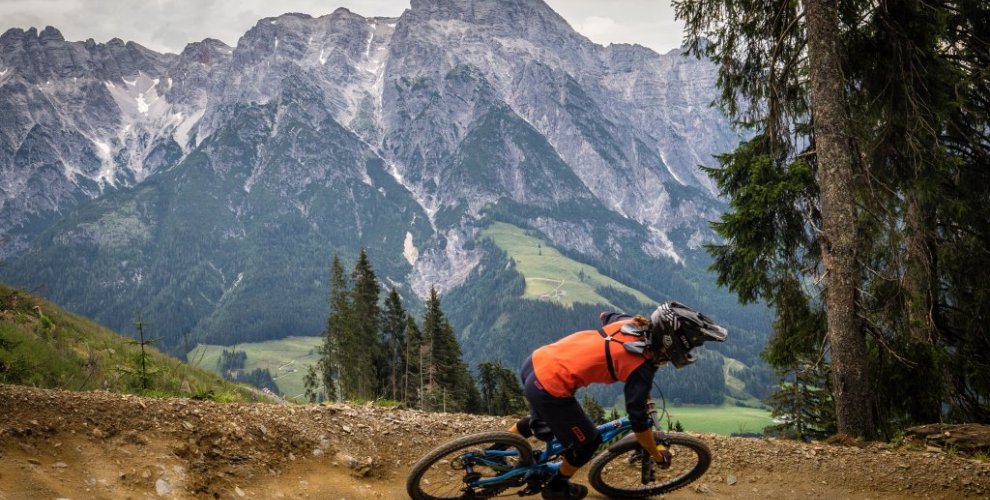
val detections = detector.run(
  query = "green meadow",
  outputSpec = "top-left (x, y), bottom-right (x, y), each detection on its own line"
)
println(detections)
top-left (188, 336), bottom-right (322, 400)
top-left (482, 222), bottom-right (655, 307)
top-left (660, 403), bottom-right (774, 435)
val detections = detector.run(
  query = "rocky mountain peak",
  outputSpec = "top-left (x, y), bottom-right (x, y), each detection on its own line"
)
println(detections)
top-left (38, 26), bottom-right (65, 43)
top-left (1, 26), bottom-right (61, 50)
top-left (329, 6), bottom-right (363, 20)
top-left (0, 27), bottom-right (31, 44)
top-left (410, 0), bottom-right (563, 22)
top-left (0, 25), bottom-right (170, 83)
top-left (405, 0), bottom-right (581, 46)
top-left (178, 38), bottom-right (232, 63)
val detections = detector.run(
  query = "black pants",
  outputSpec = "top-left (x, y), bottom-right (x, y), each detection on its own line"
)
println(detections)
top-left (519, 357), bottom-right (601, 467)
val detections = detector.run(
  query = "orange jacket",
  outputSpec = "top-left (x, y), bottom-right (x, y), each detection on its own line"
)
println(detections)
top-left (532, 319), bottom-right (650, 398)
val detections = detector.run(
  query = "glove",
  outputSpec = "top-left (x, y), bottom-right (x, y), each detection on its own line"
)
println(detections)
top-left (655, 445), bottom-right (673, 469)
top-left (633, 430), bottom-right (673, 469)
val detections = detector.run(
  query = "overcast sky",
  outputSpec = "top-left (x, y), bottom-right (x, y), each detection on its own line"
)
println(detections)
top-left (0, 0), bottom-right (685, 55)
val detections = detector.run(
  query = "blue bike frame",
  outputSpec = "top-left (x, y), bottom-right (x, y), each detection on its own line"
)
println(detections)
top-left (471, 415), bottom-right (640, 488)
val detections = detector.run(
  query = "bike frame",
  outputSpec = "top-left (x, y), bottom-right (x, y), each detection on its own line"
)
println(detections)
top-left (471, 415), bottom-right (642, 488)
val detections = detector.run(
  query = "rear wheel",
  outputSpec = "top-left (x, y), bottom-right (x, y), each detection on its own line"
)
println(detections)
top-left (406, 431), bottom-right (533, 500)
top-left (587, 432), bottom-right (711, 498)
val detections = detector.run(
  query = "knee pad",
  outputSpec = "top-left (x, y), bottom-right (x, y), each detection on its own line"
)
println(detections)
top-left (515, 416), bottom-right (534, 438)
top-left (565, 432), bottom-right (602, 467)
top-left (517, 417), bottom-right (554, 442)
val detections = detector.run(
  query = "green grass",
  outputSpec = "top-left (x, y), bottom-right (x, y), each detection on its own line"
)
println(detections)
top-left (661, 403), bottom-right (774, 435)
top-left (722, 357), bottom-right (762, 405)
top-left (0, 284), bottom-right (257, 402)
top-left (188, 336), bottom-right (322, 400)
top-left (482, 222), bottom-right (654, 307)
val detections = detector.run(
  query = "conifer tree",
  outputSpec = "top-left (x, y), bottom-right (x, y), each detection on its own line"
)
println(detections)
top-left (419, 287), bottom-right (481, 412)
top-left (419, 288), bottom-right (442, 409)
top-left (766, 364), bottom-right (836, 441)
top-left (478, 361), bottom-right (526, 416)
top-left (436, 319), bottom-right (479, 412)
top-left (478, 361), bottom-right (500, 414)
top-left (403, 314), bottom-right (423, 408)
top-left (303, 364), bottom-right (321, 403)
top-left (674, 0), bottom-right (990, 435)
top-left (127, 314), bottom-right (159, 391)
top-left (348, 249), bottom-right (382, 400)
top-left (382, 287), bottom-right (407, 401)
top-left (582, 394), bottom-right (606, 425)
top-left (318, 255), bottom-right (348, 401)
top-left (461, 368), bottom-right (483, 414)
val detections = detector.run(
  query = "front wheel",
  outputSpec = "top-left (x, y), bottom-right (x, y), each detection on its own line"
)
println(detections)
top-left (406, 431), bottom-right (533, 500)
top-left (587, 432), bottom-right (711, 498)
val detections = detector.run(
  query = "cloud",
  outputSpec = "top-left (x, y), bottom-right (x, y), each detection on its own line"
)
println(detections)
top-left (544, 0), bottom-right (684, 54)
top-left (574, 15), bottom-right (619, 40)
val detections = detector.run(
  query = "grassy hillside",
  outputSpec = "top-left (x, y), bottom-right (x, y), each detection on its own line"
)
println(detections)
top-left (482, 222), bottom-right (655, 307)
top-left (0, 284), bottom-right (258, 401)
top-left (188, 336), bottom-right (321, 401)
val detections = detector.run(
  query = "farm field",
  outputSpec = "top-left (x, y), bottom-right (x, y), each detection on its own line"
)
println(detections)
top-left (188, 336), bottom-right (322, 401)
top-left (661, 403), bottom-right (774, 435)
top-left (482, 222), bottom-right (655, 307)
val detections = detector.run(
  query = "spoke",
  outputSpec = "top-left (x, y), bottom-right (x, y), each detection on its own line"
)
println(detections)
top-left (596, 442), bottom-right (701, 492)
top-left (415, 443), bottom-right (527, 499)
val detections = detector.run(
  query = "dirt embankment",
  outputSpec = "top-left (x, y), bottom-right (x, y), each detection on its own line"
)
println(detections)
top-left (1, 384), bottom-right (988, 499)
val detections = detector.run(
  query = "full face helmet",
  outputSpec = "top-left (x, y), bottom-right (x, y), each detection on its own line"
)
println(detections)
top-left (649, 302), bottom-right (728, 368)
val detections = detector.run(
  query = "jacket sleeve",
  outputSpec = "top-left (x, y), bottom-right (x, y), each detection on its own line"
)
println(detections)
top-left (600, 311), bottom-right (632, 326)
top-left (624, 362), bottom-right (657, 432)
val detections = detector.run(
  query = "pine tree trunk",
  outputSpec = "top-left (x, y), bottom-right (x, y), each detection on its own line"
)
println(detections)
top-left (390, 341), bottom-right (398, 401)
top-left (904, 192), bottom-right (938, 344)
top-left (904, 191), bottom-right (942, 422)
top-left (803, 0), bottom-right (875, 439)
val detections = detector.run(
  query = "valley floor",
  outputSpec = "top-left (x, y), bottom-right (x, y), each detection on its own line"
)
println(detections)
top-left (0, 384), bottom-right (987, 499)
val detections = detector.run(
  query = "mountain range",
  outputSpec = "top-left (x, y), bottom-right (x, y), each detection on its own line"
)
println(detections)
top-left (0, 0), bottom-right (767, 392)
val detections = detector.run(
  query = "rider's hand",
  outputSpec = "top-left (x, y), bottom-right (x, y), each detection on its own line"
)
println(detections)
top-left (634, 430), bottom-right (673, 468)
top-left (654, 445), bottom-right (672, 469)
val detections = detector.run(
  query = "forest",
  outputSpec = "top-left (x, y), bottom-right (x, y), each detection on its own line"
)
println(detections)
top-left (303, 250), bottom-right (526, 416)
top-left (298, 243), bottom-right (761, 423)
top-left (673, 0), bottom-right (990, 439)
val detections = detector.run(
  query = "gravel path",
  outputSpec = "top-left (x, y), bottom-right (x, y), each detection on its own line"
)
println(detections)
top-left (1, 384), bottom-right (987, 499)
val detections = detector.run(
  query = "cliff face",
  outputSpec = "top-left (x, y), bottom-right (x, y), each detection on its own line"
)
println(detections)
top-left (0, 1), bottom-right (741, 351)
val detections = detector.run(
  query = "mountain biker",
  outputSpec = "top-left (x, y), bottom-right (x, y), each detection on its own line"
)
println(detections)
top-left (510, 302), bottom-right (727, 500)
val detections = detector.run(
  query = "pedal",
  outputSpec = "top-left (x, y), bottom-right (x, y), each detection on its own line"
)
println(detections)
top-left (517, 484), bottom-right (543, 496)
top-left (517, 476), bottom-right (546, 496)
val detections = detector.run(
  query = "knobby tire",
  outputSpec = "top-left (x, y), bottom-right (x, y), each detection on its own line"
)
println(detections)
top-left (406, 431), bottom-right (533, 500)
top-left (587, 432), bottom-right (711, 498)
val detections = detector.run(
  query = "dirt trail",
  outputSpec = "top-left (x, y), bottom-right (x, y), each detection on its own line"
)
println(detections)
top-left (1, 384), bottom-right (988, 499)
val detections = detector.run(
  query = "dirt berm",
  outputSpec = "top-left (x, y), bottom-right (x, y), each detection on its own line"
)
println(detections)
top-left (1, 384), bottom-right (988, 499)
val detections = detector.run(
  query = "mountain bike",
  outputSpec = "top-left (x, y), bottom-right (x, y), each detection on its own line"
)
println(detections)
top-left (406, 401), bottom-right (711, 499)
